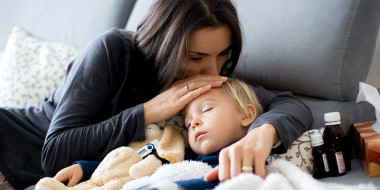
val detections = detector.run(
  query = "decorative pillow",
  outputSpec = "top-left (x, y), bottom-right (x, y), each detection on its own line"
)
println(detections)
top-left (267, 128), bottom-right (325, 174)
top-left (0, 27), bottom-right (80, 108)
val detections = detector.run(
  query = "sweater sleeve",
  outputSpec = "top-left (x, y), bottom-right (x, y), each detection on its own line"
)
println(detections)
top-left (74, 160), bottom-right (101, 181)
top-left (249, 85), bottom-right (313, 153)
top-left (41, 29), bottom-right (146, 176)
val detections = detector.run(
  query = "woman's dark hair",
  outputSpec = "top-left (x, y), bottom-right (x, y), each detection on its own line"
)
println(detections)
top-left (135, 0), bottom-right (242, 90)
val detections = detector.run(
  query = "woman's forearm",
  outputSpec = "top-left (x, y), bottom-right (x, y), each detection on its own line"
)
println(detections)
top-left (250, 85), bottom-right (312, 152)
top-left (42, 104), bottom-right (146, 176)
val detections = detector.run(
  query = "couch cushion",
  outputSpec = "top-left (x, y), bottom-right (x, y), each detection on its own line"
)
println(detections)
top-left (298, 96), bottom-right (376, 132)
top-left (125, 0), bottom-right (154, 32)
top-left (233, 0), bottom-right (380, 101)
top-left (0, 0), bottom-right (136, 49)
top-left (0, 27), bottom-right (80, 108)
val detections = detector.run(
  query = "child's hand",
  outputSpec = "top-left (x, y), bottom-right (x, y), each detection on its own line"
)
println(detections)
top-left (53, 163), bottom-right (83, 187)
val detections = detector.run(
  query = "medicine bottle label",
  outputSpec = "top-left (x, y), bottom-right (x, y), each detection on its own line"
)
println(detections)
top-left (322, 153), bottom-right (329, 172)
top-left (335, 151), bottom-right (346, 173)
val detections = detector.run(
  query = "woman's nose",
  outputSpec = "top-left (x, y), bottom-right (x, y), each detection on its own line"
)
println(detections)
top-left (202, 58), bottom-right (218, 75)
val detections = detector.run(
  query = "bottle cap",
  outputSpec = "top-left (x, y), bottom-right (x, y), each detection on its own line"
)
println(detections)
top-left (310, 133), bottom-right (324, 147)
top-left (324, 112), bottom-right (341, 125)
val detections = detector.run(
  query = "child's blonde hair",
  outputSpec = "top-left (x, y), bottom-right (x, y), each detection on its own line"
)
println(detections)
top-left (222, 78), bottom-right (263, 120)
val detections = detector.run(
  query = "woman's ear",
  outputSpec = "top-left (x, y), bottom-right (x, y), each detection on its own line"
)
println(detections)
top-left (241, 104), bottom-right (257, 127)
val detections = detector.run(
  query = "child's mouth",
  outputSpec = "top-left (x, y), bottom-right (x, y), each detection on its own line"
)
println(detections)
top-left (194, 131), bottom-right (207, 142)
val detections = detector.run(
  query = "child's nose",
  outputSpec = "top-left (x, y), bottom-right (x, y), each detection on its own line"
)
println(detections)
top-left (191, 119), bottom-right (202, 129)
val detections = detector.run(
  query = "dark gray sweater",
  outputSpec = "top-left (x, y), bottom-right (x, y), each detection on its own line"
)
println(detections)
top-left (0, 28), bottom-right (312, 189)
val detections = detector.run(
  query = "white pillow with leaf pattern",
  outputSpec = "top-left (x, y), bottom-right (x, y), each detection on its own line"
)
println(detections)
top-left (0, 27), bottom-right (80, 108)
top-left (267, 128), bottom-right (325, 174)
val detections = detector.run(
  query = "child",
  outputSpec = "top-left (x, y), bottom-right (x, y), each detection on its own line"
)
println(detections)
top-left (164, 77), bottom-right (264, 190)
top-left (184, 78), bottom-right (263, 156)
top-left (54, 78), bottom-right (263, 189)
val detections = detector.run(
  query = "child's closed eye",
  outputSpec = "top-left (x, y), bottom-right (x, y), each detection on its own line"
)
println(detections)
top-left (202, 106), bottom-right (213, 113)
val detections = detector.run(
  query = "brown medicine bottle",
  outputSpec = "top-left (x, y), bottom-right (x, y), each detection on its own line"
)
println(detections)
top-left (323, 112), bottom-right (347, 176)
top-left (311, 133), bottom-right (330, 178)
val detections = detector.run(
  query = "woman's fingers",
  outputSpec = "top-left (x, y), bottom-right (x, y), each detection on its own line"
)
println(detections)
top-left (217, 145), bottom-right (262, 182)
top-left (184, 79), bottom-right (225, 92)
top-left (180, 84), bottom-right (211, 104)
top-left (177, 75), bottom-right (227, 105)
top-left (228, 146), bottom-right (243, 178)
top-left (205, 151), bottom-right (259, 182)
top-left (218, 144), bottom-right (254, 182)
top-left (177, 75), bottom-right (226, 95)
top-left (143, 75), bottom-right (227, 125)
top-left (176, 74), bottom-right (227, 86)
top-left (211, 124), bottom-right (279, 181)
top-left (254, 154), bottom-right (266, 178)
top-left (218, 149), bottom-right (231, 182)
top-left (242, 148), bottom-right (255, 174)
top-left (204, 166), bottom-right (219, 182)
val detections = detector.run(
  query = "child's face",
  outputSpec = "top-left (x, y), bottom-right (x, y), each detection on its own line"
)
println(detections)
top-left (183, 88), bottom-right (248, 155)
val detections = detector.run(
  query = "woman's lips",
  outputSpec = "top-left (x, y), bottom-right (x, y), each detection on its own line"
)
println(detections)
top-left (194, 131), bottom-right (207, 142)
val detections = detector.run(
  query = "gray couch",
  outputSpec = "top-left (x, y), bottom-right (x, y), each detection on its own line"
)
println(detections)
top-left (1, 0), bottom-right (380, 188)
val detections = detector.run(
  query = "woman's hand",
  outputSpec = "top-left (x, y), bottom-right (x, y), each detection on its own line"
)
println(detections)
top-left (53, 164), bottom-right (83, 187)
top-left (205, 123), bottom-right (279, 182)
top-left (143, 74), bottom-right (227, 125)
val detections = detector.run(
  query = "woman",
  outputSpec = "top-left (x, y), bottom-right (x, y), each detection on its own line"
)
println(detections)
top-left (0, 0), bottom-right (312, 189)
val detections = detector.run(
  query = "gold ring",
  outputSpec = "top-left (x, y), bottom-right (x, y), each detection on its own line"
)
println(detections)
top-left (242, 166), bottom-right (253, 172)
top-left (185, 84), bottom-right (189, 92)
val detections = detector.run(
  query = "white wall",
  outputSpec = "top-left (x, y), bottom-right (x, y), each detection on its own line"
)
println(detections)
top-left (365, 26), bottom-right (380, 88)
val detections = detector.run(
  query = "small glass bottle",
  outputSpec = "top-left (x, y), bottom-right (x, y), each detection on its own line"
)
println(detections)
top-left (323, 112), bottom-right (347, 176)
top-left (311, 133), bottom-right (330, 178)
